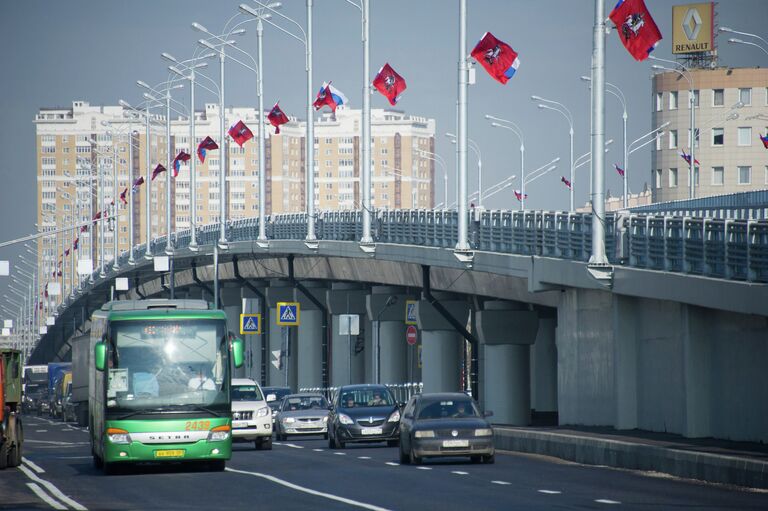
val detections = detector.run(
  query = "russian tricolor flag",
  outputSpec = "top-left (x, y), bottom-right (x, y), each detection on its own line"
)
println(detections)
top-left (313, 82), bottom-right (348, 113)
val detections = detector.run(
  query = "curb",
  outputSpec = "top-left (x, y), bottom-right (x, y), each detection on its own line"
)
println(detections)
top-left (494, 428), bottom-right (768, 489)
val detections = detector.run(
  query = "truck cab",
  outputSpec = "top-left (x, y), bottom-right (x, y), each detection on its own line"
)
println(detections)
top-left (0, 349), bottom-right (23, 469)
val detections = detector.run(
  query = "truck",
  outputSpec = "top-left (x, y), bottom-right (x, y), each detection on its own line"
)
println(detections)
top-left (47, 362), bottom-right (72, 418)
top-left (89, 299), bottom-right (244, 474)
top-left (22, 364), bottom-right (48, 415)
top-left (70, 334), bottom-right (91, 426)
top-left (1, 348), bottom-right (23, 469)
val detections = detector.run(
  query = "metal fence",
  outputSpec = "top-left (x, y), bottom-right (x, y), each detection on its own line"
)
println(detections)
top-left (300, 383), bottom-right (424, 404)
top-left (629, 189), bottom-right (768, 220)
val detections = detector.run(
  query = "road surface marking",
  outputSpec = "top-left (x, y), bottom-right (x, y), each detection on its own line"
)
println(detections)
top-left (416, 466), bottom-right (432, 470)
top-left (22, 457), bottom-right (45, 473)
top-left (451, 470), bottom-right (469, 475)
top-left (595, 499), bottom-right (621, 505)
top-left (385, 462), bottom-right (399, 466)
top-left (19, 465), bottom-right (88, 510)
top-left (226, 468), bottom-right (390, 511)
top-left (36, 430), bottom-right (49, 433)
top-left (538, 490), bottom-right (562, 494)
top-left (282, 443), bottom-right (304, 449)
top-left (334, 452), bottom-right (346, 456)
top-left (27, 483), bottom-right (67, 510)
top-left (25, 440), bottom-right (82, 446)
top-left (55, 456), bottom-right (93, 460)
top-left (312, 448), bottom-right (324, 452)
top-left (491, 480), bottom-right (511, 485)
top-left (357, 456), bottom-right (372, 460)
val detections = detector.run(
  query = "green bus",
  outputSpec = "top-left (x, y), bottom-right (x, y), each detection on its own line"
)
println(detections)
top-left (89, 300), bottom-right (243, 474)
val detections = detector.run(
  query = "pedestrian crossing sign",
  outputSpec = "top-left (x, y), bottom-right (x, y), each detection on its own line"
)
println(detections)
top-left (405, 300), bottom-right (418, 325)
top-left (240, 313), bottom-right (262, 335)
top-left (277, 302), bottom-right (300, 326)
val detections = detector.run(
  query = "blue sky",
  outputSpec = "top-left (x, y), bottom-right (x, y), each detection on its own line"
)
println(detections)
top-left (0, 0), bottom-right (765, 298)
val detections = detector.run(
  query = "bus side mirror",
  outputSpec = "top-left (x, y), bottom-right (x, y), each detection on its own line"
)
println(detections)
top-left (232, 338), bottom-right (244, 369)
top-left (94, 342), bottom-right (106, 372)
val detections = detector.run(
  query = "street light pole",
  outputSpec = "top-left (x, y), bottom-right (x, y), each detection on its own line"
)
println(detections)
top-left (532, 98), bottom-right (574, 211)
top-left (486, 115), bottom-right (525, 209)
top-left (257, 17), bottom-right (267, 243)
top-left (306, 0), bottom-right (316, 243)
top-left (589, 0), bottom-right (608, 266)
top-left (358, 0), bottom-right (373, 245)
top-left (456, 0), bottom-right (469, 253)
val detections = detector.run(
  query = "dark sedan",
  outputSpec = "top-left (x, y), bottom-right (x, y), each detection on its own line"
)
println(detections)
top-left (328, 384), bottom-right (401, 448)
top-left (398, 393), bottom-right (494, 464)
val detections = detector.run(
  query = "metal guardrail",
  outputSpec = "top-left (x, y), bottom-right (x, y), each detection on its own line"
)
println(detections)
top-left (66, 208), bottom-right (768, 314)
top-left (300, 383), bottom-right (424, 404)
top-left (629, 189), bottom-right (768, 220)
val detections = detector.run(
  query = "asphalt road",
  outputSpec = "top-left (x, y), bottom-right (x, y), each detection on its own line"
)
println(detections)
top-left (2, 415), bottom-right (767, 511)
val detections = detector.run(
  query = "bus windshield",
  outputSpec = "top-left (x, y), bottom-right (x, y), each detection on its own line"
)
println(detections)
top-left (106, 319), bottom-right (228, 414)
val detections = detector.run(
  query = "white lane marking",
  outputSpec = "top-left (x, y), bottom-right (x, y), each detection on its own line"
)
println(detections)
top-left (312, 448), bottom-right (324, 452)
top-left (491, 480), bottom-right (511, 485)
top-left (273, 442), bottom-right (283, 445)
top-left (19, 465), bottom-right (88, 510)
top-left (36, 430), bottom-right (49, 433)
top-left (55, 456), bottom-right (93, 460)
top-left (416, 466), bottom-right (432, 471)
top-left (385, 462), bottom-right (399, 466)
top-left (26, 483), bottom-right (67, 510)
top-left (595, 499), bottom-right (621, 505)
top-left (25, 440), bottom-right (78, 445)
top-left (357, 456), bottom-right (372, 460)
top-left (22, 457), bottom-right (45, 473)
top-left (282, 443), bottom-right (304, 449)
top-left (226, 468), bottom-right (391, 511)
top-left (538, 490), bottom-right (562, 495)
top-left (334, 452), bottom-right (346, 456)
top-left (451, 470), bottom-right (469, 475)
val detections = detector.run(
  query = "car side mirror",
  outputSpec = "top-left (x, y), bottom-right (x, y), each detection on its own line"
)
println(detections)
top-left (94, 341), bottom-right (106, 372)
top-left (266, 394), bottom-right (276, 402)
top-left (483, 410), bottom-right (494, 418)
top-left (327, 404), bottom-right (334, 411)
top-left (231, 337), bottom-right (244, 368)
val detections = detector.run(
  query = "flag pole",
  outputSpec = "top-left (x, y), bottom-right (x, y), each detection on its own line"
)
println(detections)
top-left (189, 70), bottom-right (198, 251)
top-left (165, 89), bottom-right (174, 255)
top-left (455, 0), bottom-right (470, 254)
top-left (589, 0), bottom-right (609, 267)
top-left (218, 46), bottom-right (228, 250)
top-left (112, 140), bottom-right (119, 272)
top-left (128, 120), bottom-right (136, 265)
top-left (257, 17), bottom-right (268, 243)
top-left (145, 103), bottom-right (153, 260)
top-left (360, 0), bottom-right (373, 246)
top-left (305, 0), bottom-right (317, 243)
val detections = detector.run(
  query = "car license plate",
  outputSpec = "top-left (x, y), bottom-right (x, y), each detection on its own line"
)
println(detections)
top-left (442, 439), bottom-right (469, 448)
top-left (154, 449), bottom-right (185, 458)
top-left (361, 427), bottom-right (383, 435)
top-left (232, 420), bottom-right (248, 428)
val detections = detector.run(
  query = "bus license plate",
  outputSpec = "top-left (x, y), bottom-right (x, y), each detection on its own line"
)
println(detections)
top-left (361, 427), bottom-right (382, 435)
top-left (442, 439), bottom-right (469, 448)
top-left (154, 449), bottom-right (185, 458)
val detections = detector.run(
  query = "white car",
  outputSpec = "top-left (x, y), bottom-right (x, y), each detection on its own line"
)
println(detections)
top-left (231, 378), bottom-right (273, 450)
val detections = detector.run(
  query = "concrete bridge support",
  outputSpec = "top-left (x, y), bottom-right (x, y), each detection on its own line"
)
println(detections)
top-left (416, 293), bottom-right (469, 393)
top-left (241, 282), bottom-right (267, 384)
top-left (266, 280), bottom-right (297, 390)
top-left (476, 301), bottom-right (539, 426)
top-left (326, 283), bottom-right (368, 386)
top-left (531, 312), bottom-right (558, 415)
top-left (221, 286), bottom-right (245, 379)
top-left (366, 287), bottom-right (410, 385)
top-left (293, 281), bottom-right (326, 390)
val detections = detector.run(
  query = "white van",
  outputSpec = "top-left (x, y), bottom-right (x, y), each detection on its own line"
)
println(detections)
top-left (231, 378), bottom-right (273, 450)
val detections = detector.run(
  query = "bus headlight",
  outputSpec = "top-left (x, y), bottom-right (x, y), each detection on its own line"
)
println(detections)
top-left (107, 427), bottom-right (132, 444)
top-left (208, 425), bottom-right (231, 442)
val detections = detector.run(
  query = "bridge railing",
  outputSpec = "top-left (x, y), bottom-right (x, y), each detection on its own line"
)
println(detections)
top-left (300, 383), bottom-right (424, 404)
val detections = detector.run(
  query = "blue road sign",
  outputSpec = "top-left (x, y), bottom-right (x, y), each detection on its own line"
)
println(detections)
top-left (277, 302), bottom-right (300, 326)
top-left (240, 314), bottom-right (261, 335)
top-left (405, 300), bottom-right (417, 325)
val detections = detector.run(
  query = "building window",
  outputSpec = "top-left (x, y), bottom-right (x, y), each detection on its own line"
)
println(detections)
top-left (711, 166), bottom-right (724, 186)
top-left (669, 130), bottom-right (678, 149)
top-left (669, 91), bottom-right (678, 110)
top-left (739, 88), bottom-right (751, 106)
top-left (737, 127), bottom-right (752, 146)
top-left (738, 166), bottom-right (751, 185)
top-left (713, 89), bottom-right (724, 107)
top-left (655, 92), bottom-right (663, 111)
top-left (654, 169), bottom-right (662, 189)
top-left (669, 168), bottom-right (678, 188)
top-left (712, 128), bottom-right (724, 146)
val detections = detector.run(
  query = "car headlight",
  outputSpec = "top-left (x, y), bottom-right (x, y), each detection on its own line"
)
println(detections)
top-left (256, 407), bottom-right (269, 418)
top-left (388, 410), bottom-right (400, 422)
top-left (338, 413), bottom-right (354, 425)
top-left (323, 416), bottom-right (328, 423)
top-left (282, 417), bottom-right (295, 424)
top-left (475, 428), bottom-right (493, 437)
top-left (107, 428), bottom-right (132, 444)
top-left (207, 425), bottom-right (231, 442)
top-left (414, 430), bottom-right (435, 438)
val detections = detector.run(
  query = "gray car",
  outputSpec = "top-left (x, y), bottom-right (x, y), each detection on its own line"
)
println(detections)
top-left (274, 393), bottom-right (330, 440)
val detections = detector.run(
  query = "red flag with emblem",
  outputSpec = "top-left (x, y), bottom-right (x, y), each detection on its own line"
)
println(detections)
top-left (372, 63), bottom-right (407, 106)
top-left (228, 120), bottom-right (254, 147)
top-left (267, 102), bottom-right (289, 134)
top-left (608, 0), bottom-right (662, 61)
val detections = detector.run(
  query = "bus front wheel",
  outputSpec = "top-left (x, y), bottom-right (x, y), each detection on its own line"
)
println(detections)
top-left (208, 460), bottom-right (226, 471)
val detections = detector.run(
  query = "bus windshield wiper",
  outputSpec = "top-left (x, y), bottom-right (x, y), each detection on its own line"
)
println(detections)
top-left (115, 408), bottom-right (165, 420)
top-left (155, 404), bottom-right (222, 417)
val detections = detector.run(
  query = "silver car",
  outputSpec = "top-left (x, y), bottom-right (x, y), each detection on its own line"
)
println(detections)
top-left (274, 393), bottom-right (330, 440)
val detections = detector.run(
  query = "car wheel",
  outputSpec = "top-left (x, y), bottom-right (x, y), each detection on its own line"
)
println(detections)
top-left (8, 428), bottom-right (22, 468)
top-left (323, 433), bottom-right (329, 440)
top-left (470, 455), bottom-right (482, 463)
top-left (483, 454), bottom-right (495, 464)
top-left (399, 443), bottom-right (410, 464)
top-left (386, 439), bottom-right (399, 448)
top-left (260, 438), bottom-right (273, 450)
top-left (92, 452), bottom-right (103, 469)
top-left (409, 446), bottom-right (422, 465)
top-left (0, 441), bottom-right (8, 470)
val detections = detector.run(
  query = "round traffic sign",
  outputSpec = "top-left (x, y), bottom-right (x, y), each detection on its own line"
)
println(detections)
top-left (406, 325), bottom-right (418, 346)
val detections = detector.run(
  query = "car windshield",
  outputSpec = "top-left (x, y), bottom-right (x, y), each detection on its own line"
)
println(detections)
top-left (106, 319), bottom-right (229, 412)
top-left (232, 385), bottom-right (264, 402)
top-left (417, 399), bottom-right (479, 419)
top-left (281, 395), bottom-right (328, 411)
top-left (339, 388), bottom-right (394, 408)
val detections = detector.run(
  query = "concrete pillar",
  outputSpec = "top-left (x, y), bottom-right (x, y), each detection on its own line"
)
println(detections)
top-left (326, 284), bottom-right (368, 386)
top-left (366, 286), bottom-right (410, 385)
top-left (613, 295), bottom-right (638, 430)
top-left (293, 281), bottom-right (327, 390)
top-left (476, 301), bottom-right (539, 425)
top-left (266, 280), bottom-right (296, 390)
top-left (221, 286), bottom-right (244, 378)
top-left (682, 304), bottom-right (712, 438)
top-left (240, 284), bottom-right (266, 384)
top-left (415, 293), bottom-right (470, 394)
top-left (531, 315), bottom-right (558, 414)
